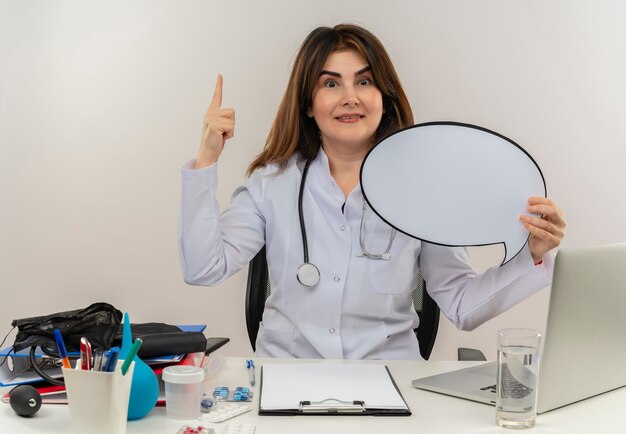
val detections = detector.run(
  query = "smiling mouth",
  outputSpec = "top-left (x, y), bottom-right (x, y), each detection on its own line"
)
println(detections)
top-left (335, 115), bottom-right (364, 122)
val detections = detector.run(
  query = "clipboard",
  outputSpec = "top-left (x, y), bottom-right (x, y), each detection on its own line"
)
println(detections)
top-left (258, 363), bottom-right (411, 416)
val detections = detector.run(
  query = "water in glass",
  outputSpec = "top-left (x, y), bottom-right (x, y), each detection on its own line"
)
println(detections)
top-left (496, 344), bottom-right (539, 429)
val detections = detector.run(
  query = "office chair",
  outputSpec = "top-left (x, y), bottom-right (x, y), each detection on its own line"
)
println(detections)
top-left (245, 246), bottom-right (445, 360)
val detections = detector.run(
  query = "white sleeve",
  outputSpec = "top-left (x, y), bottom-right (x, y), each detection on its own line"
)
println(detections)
top-left (419, 243), bottom-right (553, 330)
top-left (179, 160), bottom-right (265, 286)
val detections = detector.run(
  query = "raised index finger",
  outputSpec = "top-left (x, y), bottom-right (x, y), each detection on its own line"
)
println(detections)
top-left (209, 74), bottom-right (223, 111)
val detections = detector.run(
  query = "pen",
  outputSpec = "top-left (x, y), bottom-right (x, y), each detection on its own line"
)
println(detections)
top-left (99, 350), bottom-right (110, 372)
top-left (92, 349), bottom-right (104, 371)
top-left (121, 338), bottom-right (142, 376)
top-left (53, 329), bottom-right (71, 369)
top-left (80, 337), bottom-right (92, 371)
top-left (246, 359), bottom-right (255, 386)
top-left (104, 346), bottom-right (120, 372)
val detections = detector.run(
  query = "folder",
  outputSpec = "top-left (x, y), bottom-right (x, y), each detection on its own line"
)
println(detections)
top-left (258, 363), bottom-right (411, 416)
top-left (0, 326), bottom-right (229, 387)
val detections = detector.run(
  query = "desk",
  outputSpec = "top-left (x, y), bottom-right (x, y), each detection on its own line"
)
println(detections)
top-left (2, 357), bottom-right (625, 433)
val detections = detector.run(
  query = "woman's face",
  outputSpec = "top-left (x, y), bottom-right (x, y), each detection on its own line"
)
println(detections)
top-left (307, 49), bottom-right (383, 153)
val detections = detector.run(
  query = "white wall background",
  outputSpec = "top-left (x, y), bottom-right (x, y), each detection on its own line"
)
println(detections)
top-left (1, 0), bottom-right (625, 360)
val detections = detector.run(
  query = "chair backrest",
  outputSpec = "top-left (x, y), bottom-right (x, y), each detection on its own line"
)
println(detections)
top-left (245, 246), bottom-right (440, 359)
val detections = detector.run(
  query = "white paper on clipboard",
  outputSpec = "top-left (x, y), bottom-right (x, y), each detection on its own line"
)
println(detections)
top-left (259, 363), bottom-right (409, 413)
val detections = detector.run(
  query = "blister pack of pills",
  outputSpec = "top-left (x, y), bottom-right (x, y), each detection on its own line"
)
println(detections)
top-left (175, 425), bottom-right (215, 434)
top-left (222, 425), bottom-right (256, 434)
top-left (211, 386), bottom-right (253, 402)
top-left (198, 404), bottom-right (253, 423)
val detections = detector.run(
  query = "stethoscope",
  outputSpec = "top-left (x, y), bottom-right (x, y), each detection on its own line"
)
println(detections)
top-left (296, 159), bottom-right (397, 287)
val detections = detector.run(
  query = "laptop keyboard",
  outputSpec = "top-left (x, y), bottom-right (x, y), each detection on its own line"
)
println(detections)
top-left (480, 384), bottom-right (497, 393)
top-left (479, 363), bottom-right (534, 399)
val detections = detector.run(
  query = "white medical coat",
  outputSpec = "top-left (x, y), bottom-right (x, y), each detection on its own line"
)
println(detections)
top-left (180, 149), bottom-right (553, 360)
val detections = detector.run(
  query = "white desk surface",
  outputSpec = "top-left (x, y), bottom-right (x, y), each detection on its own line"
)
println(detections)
top-left (2, 357), bottom-right (625, 433)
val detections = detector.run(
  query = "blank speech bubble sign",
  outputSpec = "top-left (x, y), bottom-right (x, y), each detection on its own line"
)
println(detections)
top-left (360, 121), bottom-right (546, 266)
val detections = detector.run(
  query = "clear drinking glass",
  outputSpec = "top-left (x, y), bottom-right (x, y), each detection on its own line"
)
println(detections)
top-left (496, 328), bottom-right (541, 429)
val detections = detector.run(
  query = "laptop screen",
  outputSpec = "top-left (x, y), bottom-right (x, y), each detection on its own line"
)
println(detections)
top-left (536, 242), bottom-right (626, 412)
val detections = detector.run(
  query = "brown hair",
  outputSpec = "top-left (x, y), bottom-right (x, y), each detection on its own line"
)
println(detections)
top-left (247, 23), bottom-right (414, 176)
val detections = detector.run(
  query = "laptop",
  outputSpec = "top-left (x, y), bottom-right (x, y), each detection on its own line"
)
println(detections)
top-left (412, 242), bottom-right (626, 413)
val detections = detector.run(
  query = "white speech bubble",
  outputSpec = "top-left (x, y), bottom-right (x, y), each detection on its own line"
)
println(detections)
top-left (360, 122), bottom-right (546, 265)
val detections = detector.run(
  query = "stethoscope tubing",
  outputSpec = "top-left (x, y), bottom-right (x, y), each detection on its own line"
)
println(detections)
top-left (298, 160), bottom-right (312, 264)
top-left (296, 160), bottom-right (321, 287)
top-left (296, 158), bottom-right (395, 288)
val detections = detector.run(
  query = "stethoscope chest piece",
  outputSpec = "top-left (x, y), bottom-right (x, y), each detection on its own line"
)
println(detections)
top-left (296, 262), bottom-right (320, 287)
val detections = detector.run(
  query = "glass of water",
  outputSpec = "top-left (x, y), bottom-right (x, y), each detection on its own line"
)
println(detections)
top-left (496, 328), bottom-right (541, 429)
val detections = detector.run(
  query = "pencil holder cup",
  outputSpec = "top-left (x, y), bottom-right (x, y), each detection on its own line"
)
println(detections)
top-left (63, 361), bottom-right (135, 434)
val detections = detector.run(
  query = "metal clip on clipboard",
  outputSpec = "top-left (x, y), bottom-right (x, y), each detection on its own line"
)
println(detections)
top-left (299, 398), bottom-right (365, 414)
